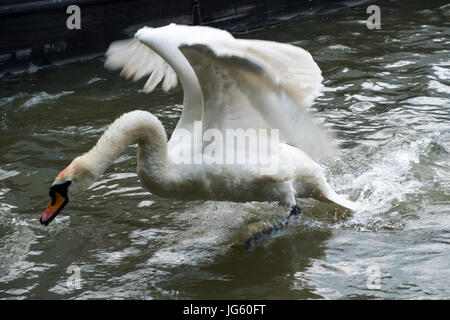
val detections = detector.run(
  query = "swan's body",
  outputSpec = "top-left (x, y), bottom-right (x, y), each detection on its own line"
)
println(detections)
top-left (40, 24), bottom-right (357, 226)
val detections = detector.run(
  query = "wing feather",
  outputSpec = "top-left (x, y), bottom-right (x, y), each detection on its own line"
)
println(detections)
top-left (179, 40), bottom-right (335, 160)
top-left (105, 37), bottom-right (177, 93)
top-left (105, 24), bottom-right (335, 160)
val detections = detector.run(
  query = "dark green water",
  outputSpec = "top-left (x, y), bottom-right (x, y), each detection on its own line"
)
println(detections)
top-left (1, 0), bottom-right (449, 299)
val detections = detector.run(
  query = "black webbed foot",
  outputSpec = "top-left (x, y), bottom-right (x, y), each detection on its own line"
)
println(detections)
top-left (289, 204), bottom-right (301, 219)
top-left (244, 203), bottom-right (302, 249)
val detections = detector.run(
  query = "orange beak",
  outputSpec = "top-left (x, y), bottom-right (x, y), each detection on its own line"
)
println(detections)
top-left (40, 191), bottom-right (68, 226)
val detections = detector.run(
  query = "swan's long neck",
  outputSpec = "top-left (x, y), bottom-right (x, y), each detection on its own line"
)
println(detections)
top-left (153, 47), bottom-right (202, 130)
top-left (135, 27), bottom-right (203, 129)
top-left (72, 111), bottom-right (169, 193)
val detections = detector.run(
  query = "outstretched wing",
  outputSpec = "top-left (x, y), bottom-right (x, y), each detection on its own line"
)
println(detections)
top-left (107, 23), bottom-right (335, 161)
top-left (176, 38), bottom-right (335, 161)
top-left (238, 39), bottom-right (324, 113)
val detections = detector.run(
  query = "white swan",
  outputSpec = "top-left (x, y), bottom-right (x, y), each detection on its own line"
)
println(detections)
top-left (40, 23), bottom-right (358, 227)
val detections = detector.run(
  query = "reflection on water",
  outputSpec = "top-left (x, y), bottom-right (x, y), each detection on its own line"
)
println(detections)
top-left (0, 0), bottom-right (449, 299)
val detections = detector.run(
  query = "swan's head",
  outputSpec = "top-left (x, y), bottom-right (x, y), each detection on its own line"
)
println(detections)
top-left (40, 156), bottom-right (96, 226)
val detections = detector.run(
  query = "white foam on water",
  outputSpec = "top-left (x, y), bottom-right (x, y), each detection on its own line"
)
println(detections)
top-left (22, 91), bottom-right (74, 109)
top-left (330, 131), bottom-right (449, 231)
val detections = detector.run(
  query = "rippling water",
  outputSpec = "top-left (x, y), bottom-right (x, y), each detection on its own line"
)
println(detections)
top-left (1, 0), bottom-right (449, 299)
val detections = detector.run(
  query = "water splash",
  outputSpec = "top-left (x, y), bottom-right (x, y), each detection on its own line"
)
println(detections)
top-left (331, 131), bottom-right (449, 231)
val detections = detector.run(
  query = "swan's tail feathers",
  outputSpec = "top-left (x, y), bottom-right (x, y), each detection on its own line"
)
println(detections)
top-left (324, 192), bottom-right (360, 211)
top-left (315, 179), bottom-right (360, 211)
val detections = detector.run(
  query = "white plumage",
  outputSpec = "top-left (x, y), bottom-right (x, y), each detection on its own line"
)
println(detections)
top-left (45, 23), bottom-right (358, 226)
